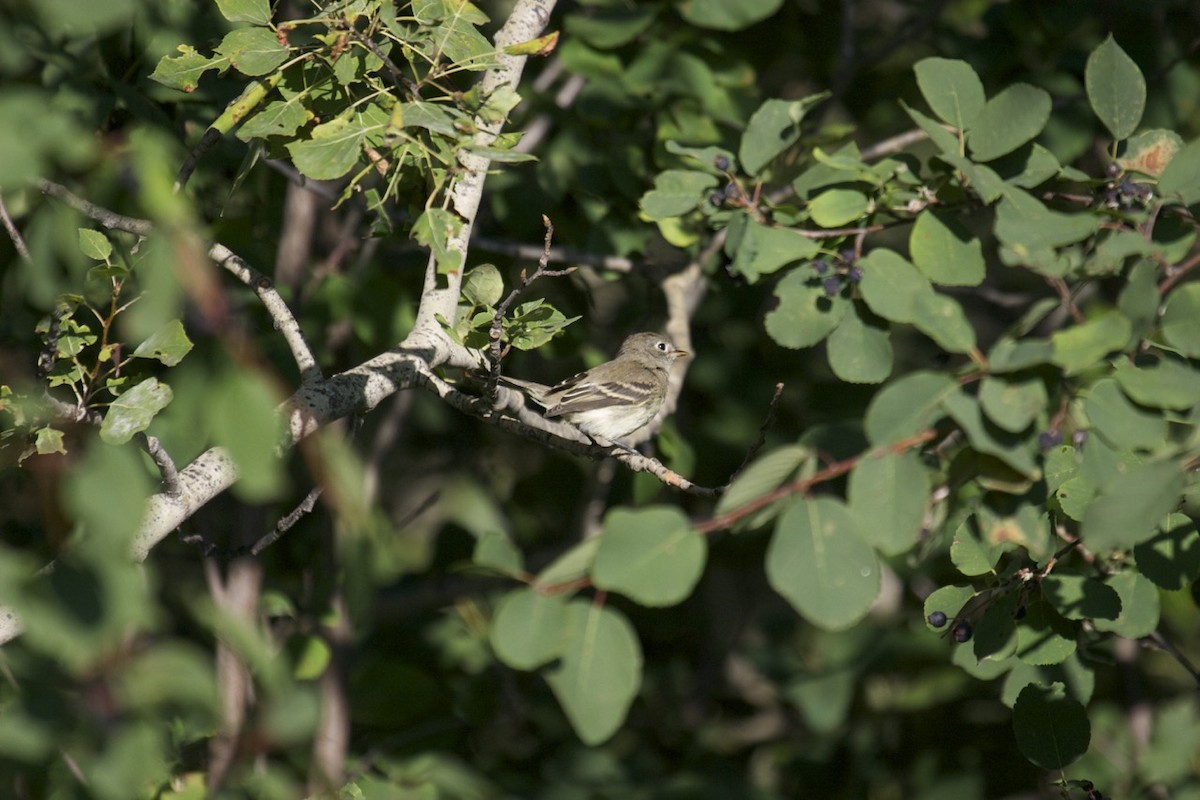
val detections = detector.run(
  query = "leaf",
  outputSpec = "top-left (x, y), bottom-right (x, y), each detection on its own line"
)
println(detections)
top-left (1160, 282), bottom-right (1200, 357)
top-left (863, 371), bottom-right (956, 445)
top-left (1081, 459), bottom-right (1185, 552)
top-left (461, 263), bottom-right (503, 307)
top-left (1082, 378), bottom-right (1167, 451)
top-left (286, 116), bottom-right (368, 180)
top-left (826, 303), bottom-right (893, 384)
top-left (215, 27), bottom-right (288, 77)
top-left (1012, 683), bottom-right (1090, 770)
top-left (714, 444), bottom-right (811, 524)
top-left (34, 427), bottom-right (66, 456)
top-left (1041, 574), bottom-right (1120, 621)
top-left (951, 518), bottom-right (1004, 576)
top-left (994, 190), bottom-right (1101, 252)
top-left (727, 218), bottom-right (821, 282)
top-left (914, 57), bottom-right (985, 130)
top-left (411, 208), bottom-right (465, 275)
top-left (1117, 129), bottom-right (1182, 177)
top-left (766, 497), bottom-right (880, 631)
top-left (563, 5), bottom-right (657, 48)
top-left (424, 0), bottom-right (497, 69)
top-left (591, 506), bottom-right (706, 607)
top-left (638, 170), bottom-right (718, 220)
top-left (979, 375), bottom-right (1046, 433)
top-left (968, 83), bottom-right (1051, 161)
top-left (857, 249), bottom-right (933, 324)
top-left (149, 45), bottom-right (228, 93)
top-left (236, 98), bottom-right (311, 141)
top-left (1015, 600), bottom-right (1077, 666)
top-left (942, 391), bottom-right (1038, 477)
top-left (216, 0), bottom-right (271, 25)
top-left (1091, 571), bottom-right (1158, 638)
top-left (1085, 35), bottom-right (1146, 141)
top-left (677, 0), bottom-right (784, 30)
top-left (78, 228), bottom-right (112, 261)
top-left (545, 602), bottom-right (641, 745)
top-left (534, 538), bottom-right (599, 589)
top-left (1050, 312), bottom-right (1132, 375)
top-left (131, 320), bottom-right (193, 367)
top-left (923, 584), bottom-right (975, 629)
top-left (472, 531), bottom-right (523, 578)
top-left (912, 291), bottom-right (977, 354)
top-left (1157, 137), bottom-right (1200, 206)
top-left (206, 369), bottom-right (285, 501)
top-left (808, 188), bottom-right (869, 228)
top-left (489, 588), bottom-right (566, 670)
top-left (99, 378), bottom-right (173, 444)
top-left (763, 269), bottom-right (848, 348)
top-left (848, 452), bottom-right (929, 555)
top-left (909, 210), bottom-right (985, 286)
top-left (739, 94), bottom-right (828, 175)
top-left (1133, 514), bottom-right (1200, 590)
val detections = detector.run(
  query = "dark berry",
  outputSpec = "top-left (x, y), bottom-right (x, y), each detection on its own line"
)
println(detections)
top-left (812, 259), bottom-right (830, 275)
top-left (846, 266), bottom-right (863, 283)
top-left (839, 247), bottom-right (856, 264)
top-left (927, 611), bottom-right (948, 628)
top-left (708, 192), bottom-right (724, 207)
top-left (1037, 430), bottom-right (1063, 450)
top-left (823, 276), bottom-right (842, 297)
top-left (952, 621), bottom-right (972, 643)
top-left (724, 181), bottom-right (738, 198)
top-left (714, 154), bottom-right (731, 171)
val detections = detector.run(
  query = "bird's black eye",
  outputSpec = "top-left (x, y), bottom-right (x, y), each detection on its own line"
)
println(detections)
top-left (657, 341), bottom-right (669, 352)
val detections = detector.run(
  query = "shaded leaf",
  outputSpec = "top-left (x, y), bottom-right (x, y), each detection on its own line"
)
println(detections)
top-left (592, 506), bottom-right (706, 607)
top-left (848, 452), bottom-right (928, 555)
top-left (1085, 35), bottom-right (1146, 141)
top-left (763, 269), bottom-right (848, 348)
top-left (1012, 683), bottom-right (1089, 770)
top-left (826, 303), bottom-right (892, 384)
top-left (489, 588), bottom-right (567, 670)
top-left (909, 209), bottom-right (985, 286)
top-left (638, 170), bottom-right (718, 219)
top-left (968, 83), bottom-right (1052, 161)
top-left (1081, 459), bottom-right (1184, 551)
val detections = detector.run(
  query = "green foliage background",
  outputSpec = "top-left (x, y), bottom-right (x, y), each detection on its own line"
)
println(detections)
top-left (2, 0), bottom-right (1200, 798)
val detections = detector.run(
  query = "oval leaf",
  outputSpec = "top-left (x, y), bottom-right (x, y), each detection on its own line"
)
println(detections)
top-left (489, 588), bottom-right (567, 670)
top-left (592, 506), bottom-right (706, 607)
top-left (968, 83), bottom-right (1052, 162)
top-left (100, 378), bottom-right (173, 444)
top-left (1085, 35), bottom-right (1146, 141)
top-left (1012, 682), bottom-right (1090, 770)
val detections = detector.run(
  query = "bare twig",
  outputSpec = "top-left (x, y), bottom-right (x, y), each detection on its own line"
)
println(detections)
top-left (36, 179), bottom-right (154, 237)
top-left (472, 234), bottom-right (634, 273)
top-left (249, 486), bottom-right (324, 556)
top-left (137, 433), bottom-right (182, 496)
top-left (0, 190), bottom-right (32, 264)
top-left (486, 216), bottom-right (574, 399)
top-left (731, 382), bottom-right (785, 479)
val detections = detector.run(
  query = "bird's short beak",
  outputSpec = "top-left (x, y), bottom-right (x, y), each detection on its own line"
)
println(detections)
top-left (673, 348), bottom-right (690, 359)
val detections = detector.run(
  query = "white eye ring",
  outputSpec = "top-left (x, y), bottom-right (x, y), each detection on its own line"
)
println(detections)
top-left (656, 341), bottom-right (669, 352)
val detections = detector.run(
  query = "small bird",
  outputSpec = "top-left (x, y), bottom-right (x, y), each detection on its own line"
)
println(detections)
top-left (502, 332), bottom-right (689, 446)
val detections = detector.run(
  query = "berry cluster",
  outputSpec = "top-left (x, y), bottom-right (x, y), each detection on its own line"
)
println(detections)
top-left (812, 249), bottom-right (863, 297)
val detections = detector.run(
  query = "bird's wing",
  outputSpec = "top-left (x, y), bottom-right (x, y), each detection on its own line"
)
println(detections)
top-left (543, 368), bottom-right (657, 416)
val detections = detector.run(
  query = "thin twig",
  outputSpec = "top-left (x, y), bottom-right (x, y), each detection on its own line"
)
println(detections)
top-left (0, 190), bottom-right (32, 264)
top-left (36, 179), bottom-right (154, 237)
top-left (249, 486), bottom-right (324, 555)
top-left (730, 382), bottom-right (785, 480)
top-left (137, 432), bottom-right (182, 496)
top-left (485, 215), bottom-right (574, 400)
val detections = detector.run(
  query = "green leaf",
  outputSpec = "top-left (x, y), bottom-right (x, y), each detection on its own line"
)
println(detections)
top-left (78, 228), bottom-right (112, 261)
top-left (909, 210), bottom-right (985, 286)
top-left (1041, 574), bottom-right (1120, 621)
top-left (461, 263), bottom-right (503, 307)
top-left (564, 4), bottom-right (658, 47)
top-left (545, 602), bottom-right (641, 745)
top-left (1117, 129), bottom-right (1182, 177)
top-left (943, 391), bottom-right (1037, 477)
top-left (425, 0), bottom-right (497, 69)
top-left (808, 188), bottom-right (869, 228)
top-left (994, 190), bottom-right (1101, 253)
top-left (286, 116), bottom-right (368, 180)
top-left (857, 249), bottom-right (933, 324)
top-left (923, 584), bottom-right (975, 630)
top-left (1081, 459), bottom-right (1185, 551)
top-left (591, 506), bottom-right (706, 607)
top-left (1133, 513), bottom-right (1200, 590)
top-left (1015, 600), bottom-right (1077, 666)
top-left (1012, 683), bottom-right (1090, 770)
top-left (766, 497), bottom-right (880, 631)
top-left (411, 208), bottom-right (465, 275)
top-left (215, 27), bottom-right (288, 77)
top-left (902, 103), bottom-right (1006, 202)
top-left (739, 94), bottom-right (828, 175)
top-left (489, 588), bottom-right (567, 670)
top-left (714, 444), bottom-right (811, 525)
top-left (979, 375), bottom-right (1046, 433)
top-left (149, 45), bottom-right (227, 93)
top-left (236, 98), bottom-right (311, 141)
top-left (1085, 36), bottom-right (1146, 141)
top-left (1050, 312), bottom-right (1131, 375)
top-left (864, 371), bottom-right (956, 445)
top-left (100, 378), bottom-right (173, 444)
top-left (534, 538), bottom-right (599, 589)
top-left (677, 0), bottom-right (784, 30)
top-left (968, 83), bottom-right (1051, 161)
top-left (638, 170), bottom-right (718, 219)
top-left (1092, 571), bottom-right (1158, 638)
top-left (206, 369), bottom-right (285, 501)
top-left (472, 531), bottom-right (523, 578)
top-left (763, 269), bottom-right (848, 348)
top-left (216, 0), bottom-right (271, 25)
top-left (914, 57), bottom-right (985, 130)
top-left (727, 219), bottom-right (821, 282)
top-left (826, 303), bottom-right (893, 384)
top-left (1160, 282), bottom-right (1200, 356)
top-left (131, 320), bottom-right (193, 367)
top-left (848, 452), bottom-right (929, 555)
top-left (1112, 356), bottom-right (1200, 411)
top-left (1083, 378), bottom-right (1167, 450)
top-left (912, 291), bottom-right (977, 354)
top-left (34, 426), bottom-right (66, 455)
top-left (1157, 137), bottom-right (1200, 206)
top-left (950, 518), bottom-right (1004, 576)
